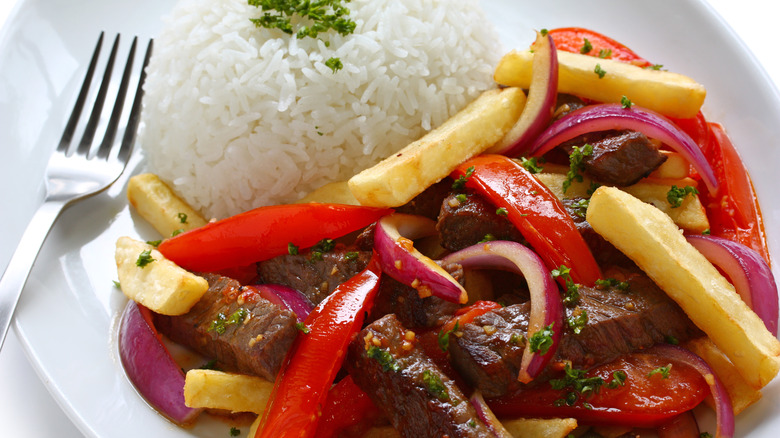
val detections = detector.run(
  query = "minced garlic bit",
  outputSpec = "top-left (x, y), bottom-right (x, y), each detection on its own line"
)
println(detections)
top-left (248, 334), bottom-right (265, 348)
top-left (416, 284), bottom-right (432, 299)
top-left (482, 325), bottom-right (497, 336)
top-left (447, 197), bottom-right (462, 208)
top-left (402, 341), bottom-right (413, 351)
top-left (404, 330), bottom-right (416, 342)
top-left (330, 265), bottom-right (340, 276)
top-left (398, 237), bottom-right (415, 252)
top-left (372, 336), bottom-right (382, 347)
top-left (395, 260), bottom-right (403, 270)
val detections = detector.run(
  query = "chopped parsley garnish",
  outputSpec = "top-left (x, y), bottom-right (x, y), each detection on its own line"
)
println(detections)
top-left (648, 364), bottom-right (672, 379)
top-left (344, 251), bottom-right (359, 261)
top-left (208, 308), bottom-right (249, 334)
top-left (594, 63), bottom-right (607, 78)
top-left (248, 0), bottom-right (356, 41)
top-left (607, 370), bottom-right (627, 388)
top-left (136, 250), bottom-right (156, 268)
top-left (519, 156), bottom-right (545, 174)
top-left (550, 362), bottom-right (606, 406)
top-left (598, 48), bottom-right (612, 59)
top-left (580, 38), bottom-right (593, 54)
top-left (325, 56), bottom-right (343, 73)
top-left (594, 278), bottom-right (630, 292)
top-left (700, 433), bottom-right (713, 438)
top-left (422, 369), bottom-right (450, 401)
top-left (646, 64), bottom-right (665, 71)
top-left (478, 233), bottom-right (497, 244)
top-left (456, 193), bottom-right (468, 203)
top-left (288, 242), bottom-right (299, 255)
top-left (171, 228), bottom-right (184, 237)
top-left (567, 308), bottom-right (588, 335)
top-left (113, 280), bottom-right (121, 289)
top-left (586, 181), bottom-right (601, 196)
top-left (667, 185), bottom-right (699, 208)
top-left (665, 334), bottom-right (680, 345)
top-left (296, 322), bottom-right (311, 334)
top-left (702, 229), bottom-right (711, 235)
top-left (540, 28), bottom-right (549, 37)
top-left (177, 212), bottom-right (188, 223)
top-left (563, 144), bottom-right (593, 193)
top-left (452, 166), bottom-right (475, 191)
top-left (529, 323), bottom-right (555, 354)
top-left (438, 321), bottom-right (459, 352)
top-left (310, 238), bottom-right (336, 261)
top-left (552, 265), bottom-right (580, 305)
top-left (496, 207), bottom-right (508, 216)
top-left (230, 427), bottom-right (241, 437)
top-left (570, 198), bottom-right (589, 218)
top-left (367, 345), bottom-right (400, 372)
top-left (146, 239), bottom-right (162, 247)
top-left (620, 95), bottom-right (633, 109)
top-left (199, 359), bottom-right (220, 370)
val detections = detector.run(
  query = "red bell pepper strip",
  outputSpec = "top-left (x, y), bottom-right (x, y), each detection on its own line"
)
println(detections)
top-left (314, 375), bottom-right (382, 438)
top-left (440, 300), bottom-right (503, 337)
top-left (548, 27), bottom-right (652, 67)
top-left (452, 155), bottom-right (602, 286)
top-left (256, 255), bottom-right (382, 438)
top-left (158, 203), bottom-right (391, 272)
top-left (487, 353), bottom-right (709, 429)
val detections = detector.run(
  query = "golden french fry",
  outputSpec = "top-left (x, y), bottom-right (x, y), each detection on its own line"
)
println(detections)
top-left (685, 337), bottom-right (762, 414)
top-left (115, 236), bottom-right (208, 315)
top-left (348, 87), bottom-right (526, 207)
top-left (501, 417), bottom-right (579, 438)
top-left (494, 49), bottom-right (705, 118)
top-left (184, 369), bottom-right (273, 414)
top-left (127, 173), bottom-right (208, 238)
top-left (586, 186), bottom-right (780, 389)
top-left (534, 172), bottom-right (708, 233)
top-left (298, 181), bottom-right (359, 205)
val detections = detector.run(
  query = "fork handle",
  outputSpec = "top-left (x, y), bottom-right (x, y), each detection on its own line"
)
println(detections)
top-left (0, 200), bottom-right (66, 351)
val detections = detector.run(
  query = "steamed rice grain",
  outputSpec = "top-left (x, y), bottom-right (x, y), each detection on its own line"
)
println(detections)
top-left (140, 0), bottom-right (502, 219)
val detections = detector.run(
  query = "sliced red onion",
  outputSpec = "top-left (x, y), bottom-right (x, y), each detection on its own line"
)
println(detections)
top-left (646, 344), bottom-right (734, 438)
top-left (526, 103), bottom-right (719, 194)
top-left (375, 213), bottom-right (468, 304)
top-left (686, 235), bottom-right (778, 335)
top-left (118, 301), bottom-right (202, 425)
top-left (442, 240), bottom-right (563, 383)
top-left (489, 31), bottom-right (558, 157)
top-left (470, 390), bottom-right (514, 438)
top-left (248, 284), bottom-right (314, 322)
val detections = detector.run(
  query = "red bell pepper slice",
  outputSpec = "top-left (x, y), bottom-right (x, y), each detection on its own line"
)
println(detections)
top-left (314, 375), bottom-right (382, 438)
top-left (548, 27), bottom-right (652, 67)
top-left (158, 203), bottom-right (392, 272)
top-left (256, 255), bottom-right (382, 438)
top-left (452, 155), bottom-right (602, 286)
top-left (440, 300), bottom-right (503, 336)
top-left (487, 353), bottom-right (709, 429)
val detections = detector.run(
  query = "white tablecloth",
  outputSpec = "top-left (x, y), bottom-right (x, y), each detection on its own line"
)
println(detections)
top-left (0, 0), bottom-right (778, 436)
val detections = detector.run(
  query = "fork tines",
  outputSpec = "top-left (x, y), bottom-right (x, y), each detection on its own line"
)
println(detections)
top-left (58, 32), bottom-right (153, 162)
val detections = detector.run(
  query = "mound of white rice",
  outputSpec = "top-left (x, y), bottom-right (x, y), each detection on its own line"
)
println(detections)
top-left (140, 0), bottom-right (501, 219)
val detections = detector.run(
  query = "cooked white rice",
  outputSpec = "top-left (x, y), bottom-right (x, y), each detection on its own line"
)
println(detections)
top-left (140, 0), bottom-right (501, 219)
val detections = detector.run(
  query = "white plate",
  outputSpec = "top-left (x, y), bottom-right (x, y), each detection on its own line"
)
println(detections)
top-left (1, 0), bottom-right (779, 436)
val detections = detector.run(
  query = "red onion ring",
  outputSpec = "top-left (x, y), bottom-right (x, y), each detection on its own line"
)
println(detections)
top-left (118, 301), bottom-right (202, 425)
top-left (470, 390), bottom-right (513, 438)
top-left (646, 343), bottom-right (734, 438)
top-left (686, 235), bottom-right (778, 336)
top-left (442, 240), bottom-right (563, 383)
top-left (375, 213), bottom-right (468, 304)
top-left (526, 103), bottom-right (719, 193)
top-left (247, 284), bottom-right (314, 322)
top-left (489, 30), bottom-right (558, 157)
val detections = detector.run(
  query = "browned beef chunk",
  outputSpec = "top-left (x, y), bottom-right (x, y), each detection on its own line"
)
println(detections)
top-left (437, 192), bottom-right (525, 252)
top-left (560, 197), bottom-right (635, 269)
top-left (347, 314), bottom-right (493, 438)
top-left (553, 93), bottom-right (587, 120)
top-left (153, 273), bottom-right (298, 381)
top-left (396, 179), bottom-right (453, 220)
top-left (256, 248), bottom-right (372, 305)
top-left (560, 130), bottom-right (667, 186)
top-left (449, 273), bottom-right (701, 397)
top-left (370, 276), bottom-right (461, 329)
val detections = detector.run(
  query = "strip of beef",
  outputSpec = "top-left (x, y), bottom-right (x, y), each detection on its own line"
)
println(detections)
top-left (560, 129), bottom-right (667, 186)
top-left (347, 314), bottom-right (493, 438)
top-left (437, 191), bottom-right (525, 252)
top-left (553, 93), bottom-right (587, 120)
top-left (449, 273), bottom-right (702, 397)
top-left (560, 197), bottom-right (635, 269)
top-left (153, 273), bottom-right (298, 381)
top-left (396, 179), bottom-right (453, 220)
top-left (370, 275), bottom-right (461, 329)
top-left (256, 247), bottom-right (372, 305)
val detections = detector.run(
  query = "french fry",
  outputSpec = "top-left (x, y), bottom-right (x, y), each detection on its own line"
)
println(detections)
top-left (494, 49), bottom-right (705, 118)
top-left (298, 180), bottom-right (359, 205)
top-left (534, 172), bottom-right (709, 233)
top-left (127, 173), bottom-right (208, 237)
top-left (685, 337), bottom-right (762, 414)
top-left (348, 87), bottom-right (526, 207)
top-left (650, 151), bottom-right (689, 180)
top-left (586, 186), bottom-right (780, 389)
top-left (501, 417), bottom-right (578, 438)
top-left (115, 236), bottom-right (208, 315)
top-left (184, 369), bottom-right (273, 414)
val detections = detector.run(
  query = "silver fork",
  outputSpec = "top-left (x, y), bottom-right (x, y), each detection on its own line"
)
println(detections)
top-left (0, 33), bottom-right (153, 351)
